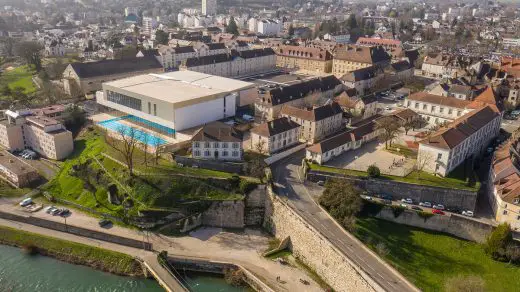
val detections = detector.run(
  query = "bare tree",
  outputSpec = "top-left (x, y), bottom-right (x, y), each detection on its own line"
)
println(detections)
top-left (414, 151), bottom-right (433, 179)
top-left (105, 126), bottom-right (139, 176)
top-left (140, 133), bottom-right (150, 166)
top-left (254, 139), bottom-right (266, 154)
top-left (403, 120), bottom-right (414, 135)
top-left (303, 91), bottom-right (326, 108)
top-left (375, 116), bottom-right (402, 149)
top-left (151, 138), bottom-right (166, 165)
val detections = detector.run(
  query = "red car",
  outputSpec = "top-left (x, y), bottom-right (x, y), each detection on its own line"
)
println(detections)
top-left (432, 209), bottom-right (445, 215)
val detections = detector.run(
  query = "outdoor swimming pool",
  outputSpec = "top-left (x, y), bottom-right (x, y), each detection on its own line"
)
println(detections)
top-left (97, 116), bottom-right (168, 146)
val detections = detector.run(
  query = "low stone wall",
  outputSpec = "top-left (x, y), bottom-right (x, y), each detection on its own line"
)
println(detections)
top-left (202, 200), bottom-right (245, 229)
top-left (263, 186), bottom-right (380, 292)
top-left (374, 207), bottom-right (495, 243)
top-left (0, 211), bottom-right (152, 250)
top-left (168, 256), bottom-right (274, 292)
top-left (307, 171), bottom-right (478, 211)
top-left (175, 156), bottom-right (245, 174)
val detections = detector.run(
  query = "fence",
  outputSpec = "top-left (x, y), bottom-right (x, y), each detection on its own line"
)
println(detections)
top-left (174, 156), bottom-right (245, 174)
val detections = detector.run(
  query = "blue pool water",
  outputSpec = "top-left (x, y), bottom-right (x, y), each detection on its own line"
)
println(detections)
top-left (98, 116), bottom-right (168, 146)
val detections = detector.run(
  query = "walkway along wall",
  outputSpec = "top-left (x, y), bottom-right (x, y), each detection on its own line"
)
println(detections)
top-left (263, 185), bottom-right (381, 292)
top-left (0, 211), bottom-right (152, 250)
top-left (307, 170), bottom-right (478, 211)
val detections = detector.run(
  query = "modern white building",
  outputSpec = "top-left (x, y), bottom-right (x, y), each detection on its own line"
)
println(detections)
top-left (97, 71), bottom-right (254, 135)
top-left (142, 17), bottom-right (154, 36)
top-left (257, 19), bottom-right (283, 36)
top-left (202, 0), bottom-right (217, 16)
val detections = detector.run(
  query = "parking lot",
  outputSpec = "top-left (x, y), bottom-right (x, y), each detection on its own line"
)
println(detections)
top-left (241, 71), bottom-right (316, 87)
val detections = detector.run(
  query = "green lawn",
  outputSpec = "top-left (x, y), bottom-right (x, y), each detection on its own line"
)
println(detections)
top-left (44, 127), bottom-right (247, 219)
top-left (385, 145), bottom-right (418, 158)
top-left (354, 218), bottom-right (520, 292)
top-left (0, 180), bottom-right (31, 197)
top-left (0, 225), bottom-right (142, 276)
top-left (307, 163), bottom-right (479, 191)
top-left (0, 65), bottom-right (36, 97)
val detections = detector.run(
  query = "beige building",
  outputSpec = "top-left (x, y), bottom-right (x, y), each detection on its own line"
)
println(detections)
top-left (332, 45), bottom-right (391, 77)
top-left (62, 56), bottom-right (164, 95)
top-left (280, 102), bottom-right (343, 144)
top-left (488, 140), bottom-right (520, 230)
top-left (0, 110), bottom-right (74, 160)
top-left (250, 117), bottom-right (300, 155)
top-left (191, 122), bottom-right (243, 161)
top-left (179, 48), bottom-right (276, 78)
top-left (0, 150), bottom-right (40, 188)
top-left (255, 76), bottom-right (343, 120)
top-left (275, 45), bottom-right (333, 75)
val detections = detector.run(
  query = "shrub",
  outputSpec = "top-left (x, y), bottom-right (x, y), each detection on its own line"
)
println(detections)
top-left (390, 205), bottom-right (405, 218)
top-left (359, 200), bottom-right (385, 217)
top-left (320, 179), bottom-right (363, 224)
top-left (239, 180), bottom-right (257, 194)
top-left (367, 165), bottom-right (381, 178)
top-left (484, 223), bottom-right (513, 261)
top-left (223, 268), bottom-right (247, 287)
top-left (417, 211), bottom-right (434, 220)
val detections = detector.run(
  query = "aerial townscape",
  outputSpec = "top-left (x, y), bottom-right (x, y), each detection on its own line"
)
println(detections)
top-left (1, 0), bottom-right (520, 291)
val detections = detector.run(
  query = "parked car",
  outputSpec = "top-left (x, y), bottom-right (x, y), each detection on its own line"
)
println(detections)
top-left (50, 208), bottom-right (61, 216)
top-left (45, 206), bottom-right (57, 214)
top-left (317, 180), bottom-right (325, 186)
top-left (401, 198), bottom-right (413, 204)
top-left (400, 203), bottom-right (409, 208)
top-left (433, 204), bottom-right (445, 210)
top-left (362, 195), bottom-right (373, 201)
top-left (447, 207), bottom-right (461, 214)
top-left (98, 219), bottom-right (112, 227)
top-left (58, 208), bottom-right (70, 216)
top-left (19, 198), bottom-right (32, 207)
top-left (419, 202), bottom-right (432, 208)
top-left (462, 210), bottom-right (474, 217)
top-left (382, 194), bottom-right (393, 200)
top-left (432, 209), bottom-right (445, 215)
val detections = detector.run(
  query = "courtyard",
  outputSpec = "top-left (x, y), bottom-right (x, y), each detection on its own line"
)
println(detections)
top-left (325, 140), bottom-right (416, 177)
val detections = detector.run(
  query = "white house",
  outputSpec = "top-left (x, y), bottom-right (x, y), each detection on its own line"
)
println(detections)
top-left (250, 117), bottom-right (300, 154)
top-left (191, 122), bottom-right (243, 161)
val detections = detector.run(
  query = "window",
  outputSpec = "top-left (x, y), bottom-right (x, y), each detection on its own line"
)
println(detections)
top-left (204, 142), bottom-right (210, 148)
top-left (422, 104), bottom-right (427, 110)
top-left (232, 143), bottom-right (239, 149)
top-left (194, 150), bottom-right (201, 156)
top-left (153, 104), bottom-right (157, 116)
top-left (448, 109), bottom-right (453, 115)
top-left (148, 102), bottom-right (151, 114)
top-left (222, 151), bottom-right (228, 157)
top-left (457, 110), bottom-right (462, 116)
top-left (503, 210), bottom-right (508, 215)
top-left (440, 107), bottom-right (444, 113)
top-left (431, 106), bottom-right (436, 113)
top-left (204, 150), bottom-right (211, 157)
top-left (232, 151), bottom-right (239, 157)
top-left (107, 91), bottom-right (142, 111)
top-left (437, 153), bottom-right (442, 160)
top-left (514, 198), bottom-right (519, 204)
top-left (213, 142), bottom-right (219, 148)
top-left (194, 142), bottom-right (200, 148)
top-left (222, 142), bottom-right (228, 148)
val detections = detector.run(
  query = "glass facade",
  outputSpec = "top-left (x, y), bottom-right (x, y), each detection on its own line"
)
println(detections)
top-left (107, 91), bottom-right (142, 111)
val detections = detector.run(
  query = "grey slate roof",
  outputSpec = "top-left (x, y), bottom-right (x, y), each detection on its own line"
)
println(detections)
top-left (69, 56), bottom-right (163, 79)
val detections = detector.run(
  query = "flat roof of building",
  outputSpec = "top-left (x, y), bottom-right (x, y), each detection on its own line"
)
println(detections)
top-left (0, 150), bottom-right (37, 176)
top-left (104, 71), bottom-right (255, 104)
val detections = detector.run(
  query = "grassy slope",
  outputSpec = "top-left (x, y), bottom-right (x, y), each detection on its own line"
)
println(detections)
top-left (308, 163), bottom-right (479, 191)
top-left (0, 225), bottom-right (142, 276)
top-left (0, 65), bottom-right (36, 96)
top-left (0, 180), bottom-right (31, 197)
top-left (354, 218), bottom-right (520, 292)
top-left (45, 128), bottom-right (244, 218)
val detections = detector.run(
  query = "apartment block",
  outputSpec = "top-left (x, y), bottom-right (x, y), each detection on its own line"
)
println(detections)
top-left (275, 45), bottom-right (333, 75)
top-left (332, 45), bottom-right (391, 77)
top-left (0, 110), bottom-right (74, 160)
top-left (403, 92), bottom-right (473, 126)
top-left (280, 102), bottom-right (343, 144)
top-left (250, 117), bottom-right (300, 155)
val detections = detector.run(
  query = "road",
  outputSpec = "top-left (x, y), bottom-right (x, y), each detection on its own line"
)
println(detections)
top-left (272, 151), bottom-right (419, 292)
top-left (0, 198), bottom-right (321, 292)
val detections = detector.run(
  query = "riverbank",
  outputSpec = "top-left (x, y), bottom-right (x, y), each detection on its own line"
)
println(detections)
top-left (0, 225), bottom-right (145, 277)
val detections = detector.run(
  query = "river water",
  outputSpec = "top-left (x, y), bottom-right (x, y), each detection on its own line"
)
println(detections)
top-left (0, 245), bottom-right (246, 292)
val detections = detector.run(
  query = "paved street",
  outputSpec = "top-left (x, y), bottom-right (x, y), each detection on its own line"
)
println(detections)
top-left (272, 151), bottom-right (419, 292)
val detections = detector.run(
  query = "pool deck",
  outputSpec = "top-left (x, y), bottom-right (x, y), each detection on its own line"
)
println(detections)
top-left (90, 112), bottom-right (189, 146)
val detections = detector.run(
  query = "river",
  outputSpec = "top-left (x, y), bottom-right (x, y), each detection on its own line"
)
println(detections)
top-left (0, 245), bottom-right (246, 292)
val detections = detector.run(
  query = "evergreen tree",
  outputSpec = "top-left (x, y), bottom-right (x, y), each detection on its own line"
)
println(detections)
top-left (226, 17), bottom-right (239, 36)
top-left (288, 24), bottom-right (294, 36)
top-left (347, 14), bottom-right (358, 29)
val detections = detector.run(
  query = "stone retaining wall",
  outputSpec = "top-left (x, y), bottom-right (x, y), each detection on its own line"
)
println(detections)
top-left (374, 207), bottom-right (495, 243)
top-left (263, 186), bottom-right (380, 292)
top-left (175, 156), bottom-right (245, 174)
top-left (0, 211), bottom-right (152, 250)
top-left (307, 171), bottom-right (478, 211)
top-left (202, 200), bottom-right (245, 229)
